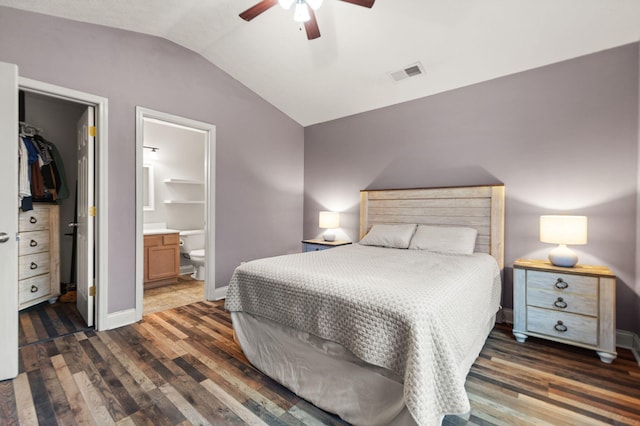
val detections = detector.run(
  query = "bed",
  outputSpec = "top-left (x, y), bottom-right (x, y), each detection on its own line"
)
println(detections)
top-left (225, 185), bottom-right (505, 426)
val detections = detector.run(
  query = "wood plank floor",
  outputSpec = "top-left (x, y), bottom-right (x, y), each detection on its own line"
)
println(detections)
top-left (19, 299), bottom-right (90, 347)
top-left (143, 275), bottom-right (204, 316)
top-left (19, 275), bottom-right (204, 347)
top-left (2, 300), bottom-right (639, 425)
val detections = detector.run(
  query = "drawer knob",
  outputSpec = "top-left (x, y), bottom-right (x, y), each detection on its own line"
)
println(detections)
top-left (554, 278), bottom-right (568, 290)
top-left (30, 239), bottom-right (38, 247)
top-left (30, 285), bottom-right (38, 293)
top-left (554, 320), bottom-right (568, 332)
top-left (554, 297), bottom-right (567, 309)
top-left (29, 216), bottom-right (37, 224)
top-left (30, 262), bottom-right (38, 270)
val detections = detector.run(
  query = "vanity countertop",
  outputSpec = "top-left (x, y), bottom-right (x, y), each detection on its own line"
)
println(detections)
top-left (143, 228), bottom-right (180, 236)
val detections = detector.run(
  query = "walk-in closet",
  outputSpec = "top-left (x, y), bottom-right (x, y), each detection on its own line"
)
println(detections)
top-left (18, 90), bottom-right (90, 345)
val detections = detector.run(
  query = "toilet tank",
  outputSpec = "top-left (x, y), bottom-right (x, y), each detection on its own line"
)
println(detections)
top-left (179, 229), bottom-right (205, 253)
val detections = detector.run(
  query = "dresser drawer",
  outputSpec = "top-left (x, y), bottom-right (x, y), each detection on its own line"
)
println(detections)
top-left (527, 270), bottom-right (598, 297)
top-left (19, 230), bottom-right (50, 255)
top-left (527, 289), bottom-right (597, 316)
top-left (18, 252), bottom-right (50, 280)
top-left (527, 306), bottom-right (597, 346)
top-left (19, 274), bottom-right (51, 306)
top-left (19, 209), bottom-right (51, 232)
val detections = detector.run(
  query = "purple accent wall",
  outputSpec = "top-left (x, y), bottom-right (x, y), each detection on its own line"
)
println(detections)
top-left (305, 44), bottom-right (640, 333)
top-left (0, 7), bottom-right (304, 313)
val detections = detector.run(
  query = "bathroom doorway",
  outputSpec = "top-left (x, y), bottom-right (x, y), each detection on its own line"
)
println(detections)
top-left (135, 107), bottom-right (216, 320)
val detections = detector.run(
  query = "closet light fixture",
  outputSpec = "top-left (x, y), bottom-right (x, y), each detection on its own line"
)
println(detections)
top-left (143, 145), bottom-right (159, 160)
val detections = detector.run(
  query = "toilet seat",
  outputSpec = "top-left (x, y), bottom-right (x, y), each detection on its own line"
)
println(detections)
top-left (189, 249), bottom-right (205, 260)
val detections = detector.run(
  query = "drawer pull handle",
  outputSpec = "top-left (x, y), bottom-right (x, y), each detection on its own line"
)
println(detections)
top-left (554, 278), bottom-right (568, 290)
top-left (30, 285), bottom-right (38, 293)
top-left (554, 321), bottom-right (567, 332)
top-left (30, 240), bottom-right (38, 247)
top-left (29, 216), bottom-right (37, 224)
top-left (554, 297), bottom-right (567, 309)
top-left (30, 262), bottom-right (38, 270)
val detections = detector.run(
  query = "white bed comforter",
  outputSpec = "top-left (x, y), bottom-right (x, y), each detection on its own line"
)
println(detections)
top-left (225, 244), bottom-right (501, 425)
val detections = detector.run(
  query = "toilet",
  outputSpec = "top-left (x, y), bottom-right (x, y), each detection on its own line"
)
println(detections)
top-left (179, 229), bottom-right (206, 280)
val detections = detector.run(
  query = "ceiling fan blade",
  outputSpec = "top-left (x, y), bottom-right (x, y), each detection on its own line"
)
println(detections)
top-left (239, 0), bottom-right (279, 21)
top-left (339, 0), bottom-right (375, 8)
top-left (304, 8), bottom-right (321, 40)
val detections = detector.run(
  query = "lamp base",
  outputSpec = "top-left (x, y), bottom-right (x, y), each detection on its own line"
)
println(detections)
top-left (323, 231), bottom-right (335, 242)
top-left (548, 244), bottom-right (578, 267)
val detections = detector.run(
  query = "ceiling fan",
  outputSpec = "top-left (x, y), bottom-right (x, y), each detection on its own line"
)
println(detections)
top-left (239, 0), bottom-right (375, 40)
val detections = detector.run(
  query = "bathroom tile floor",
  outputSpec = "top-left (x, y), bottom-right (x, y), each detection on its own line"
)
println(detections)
top-left (143, 274), bottom-right (204, 316)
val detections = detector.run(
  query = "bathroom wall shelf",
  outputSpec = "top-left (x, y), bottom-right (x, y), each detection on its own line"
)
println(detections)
top-left (163, 200), bottom-right (205, 204)
top-left (164, 178), bottom-right (204, 185)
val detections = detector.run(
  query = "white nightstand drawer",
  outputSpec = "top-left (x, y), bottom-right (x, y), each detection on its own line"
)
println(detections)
top-left (527, 270), bottom-right (598, 297)
top-left (526, 289), bottom-right (597, 316)
top-left (527, 306), bottom-right (597, 346)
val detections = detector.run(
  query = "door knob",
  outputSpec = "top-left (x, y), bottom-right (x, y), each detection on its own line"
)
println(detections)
top-left (68, 222), bottom-right (78, 228)
top-left (0, 232), bottom-right (9, 243)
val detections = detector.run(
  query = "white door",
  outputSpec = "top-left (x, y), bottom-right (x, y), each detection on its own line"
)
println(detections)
top-left (0, 61), bottom-right (19, 380)
top-left (76, 106), bottom-right (95, 327)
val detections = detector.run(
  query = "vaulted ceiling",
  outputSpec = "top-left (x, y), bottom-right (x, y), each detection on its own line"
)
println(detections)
top-left (1, 0), bottom-right (639, 126)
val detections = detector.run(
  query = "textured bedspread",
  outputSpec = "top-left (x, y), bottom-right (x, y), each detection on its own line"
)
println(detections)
top-left (225, 244), bottom-right (501, 425)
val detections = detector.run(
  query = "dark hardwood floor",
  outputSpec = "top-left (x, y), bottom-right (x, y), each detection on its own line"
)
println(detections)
top-left (2, 300), bottom-right (639, 425)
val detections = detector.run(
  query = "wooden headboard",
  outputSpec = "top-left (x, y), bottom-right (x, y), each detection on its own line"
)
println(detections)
top-left (359, 185), bottom-right (505, 269)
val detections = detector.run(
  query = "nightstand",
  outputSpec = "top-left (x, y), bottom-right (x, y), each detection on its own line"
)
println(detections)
top-left (512, 258), bottom-right (616, 363)
top-left (302, 239), bottom-right (352, 252)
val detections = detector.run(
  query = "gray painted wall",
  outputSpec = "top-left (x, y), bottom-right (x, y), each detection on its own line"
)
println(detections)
top-left (0, 7), bottom-right (304, 313)
top-left (305, 44), bottom-right (640, 333)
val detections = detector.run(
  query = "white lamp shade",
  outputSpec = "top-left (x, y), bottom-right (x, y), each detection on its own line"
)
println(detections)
top-left (293, 1), bottom-right (310, 22)
top-left (540, 215), bottom-right (587, 245)
top-left (319, 211), bottom-right (339, 229)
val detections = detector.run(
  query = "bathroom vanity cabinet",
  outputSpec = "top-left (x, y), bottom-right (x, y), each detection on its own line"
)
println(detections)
top-left (144, 232), bottom-right (180, 288)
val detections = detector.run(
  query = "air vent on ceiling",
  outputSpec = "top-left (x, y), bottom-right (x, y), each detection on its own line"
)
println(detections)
top-left (389, 62), bottom-right (425, 82)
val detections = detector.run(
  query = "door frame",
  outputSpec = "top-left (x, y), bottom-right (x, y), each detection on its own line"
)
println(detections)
top-left (19, 77), bottom-right (109, 331)
top-left (135, 107), bottom-right (216, 320)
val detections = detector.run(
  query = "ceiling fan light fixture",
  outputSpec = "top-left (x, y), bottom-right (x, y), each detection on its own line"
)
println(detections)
top-left (306, 0), bottom-right (323, 10)
top-left (293, 0), bottom-right (310, 22)
top-left (279, 0), bottom-right (295, 10)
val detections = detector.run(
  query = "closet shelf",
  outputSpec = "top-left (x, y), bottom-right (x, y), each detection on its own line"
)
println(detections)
top-left (163, 178), bottom-right (204, 185)
top-left (163, 200), bottom-right (205, 205)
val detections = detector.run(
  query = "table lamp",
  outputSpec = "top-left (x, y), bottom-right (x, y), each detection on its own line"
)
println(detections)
top-left (319, 211), bottom-right (339, 242)
top-left (540, 215), bottom-right (587, 267)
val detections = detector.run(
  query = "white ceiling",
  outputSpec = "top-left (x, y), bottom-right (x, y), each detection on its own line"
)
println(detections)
top-left (1, 0), bottom-right (639, 126)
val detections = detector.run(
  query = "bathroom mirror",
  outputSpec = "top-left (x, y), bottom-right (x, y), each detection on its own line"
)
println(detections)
top-left (142, 163), bottom-right (155, 211)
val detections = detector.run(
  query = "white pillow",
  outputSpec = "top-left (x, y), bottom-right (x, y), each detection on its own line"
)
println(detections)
top-left (408, 225), bottom-right (478, 254)
top-left (359, 224), bottom-right (417, 249)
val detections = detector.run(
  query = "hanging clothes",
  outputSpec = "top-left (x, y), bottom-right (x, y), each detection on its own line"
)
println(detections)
top-left (34, 135), bottom-right (69, 203)
top-left (18, 126), bottom-right (69, 210)
top-left (18, 137), bottom-right (32, 211)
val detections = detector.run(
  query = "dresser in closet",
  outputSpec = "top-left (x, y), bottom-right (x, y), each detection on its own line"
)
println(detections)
top-left (18, 204), bottom-right (60, 310)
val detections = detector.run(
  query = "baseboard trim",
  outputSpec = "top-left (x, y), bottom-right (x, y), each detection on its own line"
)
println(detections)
top-left (212, 285), bottom-right (228, 301)
top-left (499, 308), bottom-right (640, 366)
top-left (106, 308), bottom-right (137, 330)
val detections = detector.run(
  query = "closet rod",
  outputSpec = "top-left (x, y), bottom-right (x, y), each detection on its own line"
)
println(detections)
top-left (19, 121), bottom-right (42, 135)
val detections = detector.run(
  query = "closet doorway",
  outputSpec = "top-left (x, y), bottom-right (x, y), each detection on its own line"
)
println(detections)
top-left (135, 107), bottom-right (216, 320)
top-left (17, 82), bottom-right (107, 331)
